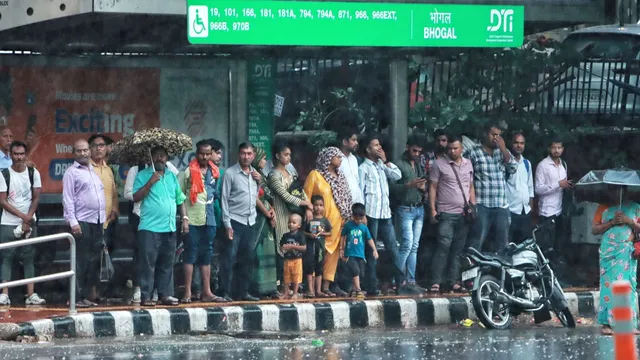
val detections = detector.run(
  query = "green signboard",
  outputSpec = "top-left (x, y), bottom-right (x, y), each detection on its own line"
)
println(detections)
top-left (247, 59), bottom-right (276, 158)
top-left (187, 1), bottom-right (524, 48)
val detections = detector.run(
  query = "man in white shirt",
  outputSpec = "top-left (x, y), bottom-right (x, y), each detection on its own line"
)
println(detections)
top-left (535, 139), bottom-right (572, 255)
top-left (0, 141), bottom-right (45, 305)
top-left (124, 160), bottom-right (178, 304)
top-left (337, 127), bottom-right (364, 205)
top-left (506, 133), bottom-right (534, 244)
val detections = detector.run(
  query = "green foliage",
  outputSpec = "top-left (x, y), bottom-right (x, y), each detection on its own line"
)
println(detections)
top-left (290, 87), bottom-right (377, 150)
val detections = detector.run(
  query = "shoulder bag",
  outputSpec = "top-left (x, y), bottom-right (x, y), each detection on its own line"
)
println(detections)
top-left (450, 163), bottom-right (476, 224)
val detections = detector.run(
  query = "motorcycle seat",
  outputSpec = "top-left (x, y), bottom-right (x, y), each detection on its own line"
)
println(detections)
top-left (467, 248), bottom-right (512, 266)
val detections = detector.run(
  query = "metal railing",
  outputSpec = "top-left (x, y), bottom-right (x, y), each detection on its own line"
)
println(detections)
top-left (0, 233), bottom-right (76, 314)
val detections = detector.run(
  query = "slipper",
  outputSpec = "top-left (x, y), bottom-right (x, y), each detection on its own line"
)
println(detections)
top-left (142, 300), bottom-right (156, 307)
top-left (201, 295), bottom-right (227, 303)
top-left (191, 293), bottom-right (202, 302)
top-left (161, 297), bottom-right (179, 306)
top-left (451, 284), bottom-right (467, 293)
top-left (305, 291), bottom-right (316, 298)
top-left (601, 327), bottom-right (614, 336)
top-left (180, 297), bottom-right (192, 304)
top-left (323, 290), bottom-right (337, 297)
top-left (429, 285), bottom-right (440, 294)
top-left (316, 292), bottom-right (331, 298)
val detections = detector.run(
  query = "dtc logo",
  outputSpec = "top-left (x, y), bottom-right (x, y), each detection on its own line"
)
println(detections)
top-left (487, 9), bottom-right (514, 33)
top-left (189, 5), bottom-right (208, 38)
top-left (253, 64), bottom-right (272, 78)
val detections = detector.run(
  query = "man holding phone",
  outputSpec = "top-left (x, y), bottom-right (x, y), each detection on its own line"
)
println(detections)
top-left (390, 134), bottom-right (427, 294)
top-left (535, 139), bottom-right (572, 264)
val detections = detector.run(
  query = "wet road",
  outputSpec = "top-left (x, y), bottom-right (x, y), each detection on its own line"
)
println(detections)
top-left (0, 326), bottom-right (627, 360)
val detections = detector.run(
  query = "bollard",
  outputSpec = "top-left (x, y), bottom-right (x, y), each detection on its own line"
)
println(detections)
top-left (612, 280), bottom-right (638, 360)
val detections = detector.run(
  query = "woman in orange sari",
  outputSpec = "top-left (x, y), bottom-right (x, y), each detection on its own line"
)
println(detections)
top-left (304, 147), bottom-right (352, 296)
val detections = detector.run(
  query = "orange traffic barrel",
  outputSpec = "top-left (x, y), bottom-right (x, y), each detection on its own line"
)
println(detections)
top-left (612, 280), bottom-right (638, 360)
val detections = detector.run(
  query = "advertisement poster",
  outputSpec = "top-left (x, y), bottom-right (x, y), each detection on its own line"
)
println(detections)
top-left (6, 67), bottom-right (161, 193)
top-left (160, 67), bottom-right (229, 171)
top-left (247, 59), bottom-right (276, 159)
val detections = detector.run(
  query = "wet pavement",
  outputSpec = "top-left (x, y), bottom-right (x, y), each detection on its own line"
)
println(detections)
top-left (0, 326), bottom-right (624, 359)
top-left (0, 287), bottom-right (596, 324)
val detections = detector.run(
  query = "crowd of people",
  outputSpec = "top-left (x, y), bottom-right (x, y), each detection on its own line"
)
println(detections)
top-left (0, 121), bottom-right (632, 336)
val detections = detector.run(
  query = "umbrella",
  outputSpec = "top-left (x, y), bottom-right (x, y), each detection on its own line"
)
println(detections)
top-left (108, 128), bottom-right (193, 166)
top-left (575, 167), bottom-right (640, 206)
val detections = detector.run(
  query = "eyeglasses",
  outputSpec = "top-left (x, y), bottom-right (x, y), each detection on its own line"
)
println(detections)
top-left (91, 143), bottom-right (106, 149)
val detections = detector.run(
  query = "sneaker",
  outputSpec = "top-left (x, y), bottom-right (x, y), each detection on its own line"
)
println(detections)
top-left (131, 288), bottom-right (141, 304)
top-left (151, 289), bottom-right (158, 302)
top-left (25, 293), bottom-right (46, 305)
top-left (0, 294), bottom-right (9, 305)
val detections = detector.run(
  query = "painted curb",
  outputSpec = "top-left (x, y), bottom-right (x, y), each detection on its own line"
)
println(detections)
top-left (17, 291), bottom-right (601, 339)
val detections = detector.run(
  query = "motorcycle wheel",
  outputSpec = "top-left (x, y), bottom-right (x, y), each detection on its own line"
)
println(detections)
top-left (554, 307), bottom-right (576, 328)
top-left (472, 274), bottom-right (513, 330)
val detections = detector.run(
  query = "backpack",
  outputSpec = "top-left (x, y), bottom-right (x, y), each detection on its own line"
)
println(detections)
top-left (1, 166), bottom-right (38, 225)
top-left (506, 158), bottom-right (531, 181)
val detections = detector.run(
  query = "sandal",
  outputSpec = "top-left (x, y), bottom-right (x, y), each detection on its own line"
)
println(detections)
top-left (160, 297), bottom-right (179, 306)
top-left (324, 290), bottom-right (337, 297)
top-left (305, 291), bottom-right (316, 298)
top-left (191, 293), bottom-right (202, 302)
top-left (601, 326), bottom-right (614, 336)
top-left (201, 295), bottom-right (228, 303)
top-left (180, 297), bottom-right (192, 304)
top-left (429, 284), bottom-right (440, 294)
top-left (142, 300), bottom-right (156, 307)
top-left (316, 291), bottom-right (330, 298)
top-left (451, 284), bottom-right (467, 293)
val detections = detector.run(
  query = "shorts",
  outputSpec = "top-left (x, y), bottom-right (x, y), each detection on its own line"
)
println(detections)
top-left (303, 238), bottom-right (325, 276)
top-left (344, 257), bottom-right (366, 279)
top-left (184, 225), bottom-right (215, 266)
top-left (283, 258), bottom-right (303, 284)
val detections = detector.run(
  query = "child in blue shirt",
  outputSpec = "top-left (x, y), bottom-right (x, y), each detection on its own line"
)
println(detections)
top-left (340, 203), bottom-right (378, 300)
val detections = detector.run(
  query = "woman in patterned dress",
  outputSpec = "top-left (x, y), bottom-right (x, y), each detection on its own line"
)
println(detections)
top-left (592, 186), bottom-right (640, 335)
top-left (303, 147), bottom-right (352, 296)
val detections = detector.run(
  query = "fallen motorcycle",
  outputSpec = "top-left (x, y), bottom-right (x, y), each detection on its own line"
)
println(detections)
top-left (460, 221), bottom-right (576, 330)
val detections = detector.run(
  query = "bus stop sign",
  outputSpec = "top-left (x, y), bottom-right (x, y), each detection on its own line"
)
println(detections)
top-left (187, 0), bottom-right (524, 48)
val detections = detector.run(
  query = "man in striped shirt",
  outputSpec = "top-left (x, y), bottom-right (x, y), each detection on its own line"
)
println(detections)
top-left (358, 133), bottom-right (404, 296)
top-left (464, 124), bottom-right (517, 252)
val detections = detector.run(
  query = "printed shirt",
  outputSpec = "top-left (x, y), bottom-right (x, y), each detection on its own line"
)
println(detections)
top-left (338, 153), bottom-right (364, 205)
top-left (62, 161), bottom-right (107, 227)
top-left (305, 217), bottom-right (332, 242)
top-left (506, 156), bottom-right (534, 215)
top-left (180, 166), bottom-right (218, 227)
top-left (91, 159), bottom-right (119, 229)
top-left (133, 166), bottom-right (186, 233)
top-left (464, 145), bottom-right (517, 209)
top-left (535, 156), bottom-right (567, 217)
top-left (280, 231), bottom-right (307, 259)
top-left (341, 220), bottom-right (372, 259)
top-left (358, 158), bottom-right (402, 219)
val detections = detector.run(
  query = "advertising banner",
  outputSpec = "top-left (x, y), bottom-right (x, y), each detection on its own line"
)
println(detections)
top-left (5, 67), bottom-right (161, 193)
top-left (247, 59), bottom-right (276, 159)
top-left (160, 67), bottom-right (230, 172)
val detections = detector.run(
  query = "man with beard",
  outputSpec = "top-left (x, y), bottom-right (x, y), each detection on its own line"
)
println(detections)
top-left (63, 139), bottom-right (106, 308)
top-left (506, 133), bottom-right (534, 244)
top-left (133, 146), bottom-right (189, 306)
top-left (464, 124), bottom-right (517, 252)
top-left (338, 127), bottom-right (364, 206)
top-left (390, 134), bottom-right (427, 294)
top-left (535, 139), bottom-right (571, 262)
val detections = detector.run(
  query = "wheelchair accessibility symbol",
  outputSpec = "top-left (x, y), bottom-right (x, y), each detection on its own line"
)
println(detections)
top-left (189, 6), bottom-right (208, 38)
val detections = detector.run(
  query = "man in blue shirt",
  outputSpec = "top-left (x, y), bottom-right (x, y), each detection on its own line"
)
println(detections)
top-left (0, 126), bottom-right (13, 169)
top-left (133, 146), bottom-right (189, 306)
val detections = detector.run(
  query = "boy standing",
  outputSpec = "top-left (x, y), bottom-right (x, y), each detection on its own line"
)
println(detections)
top-left (340, 203), bottom-right (379, 300)
top-left (280, 213), bottom-right (307, 300)
top-left (303, 195), bottom-right (332, 298)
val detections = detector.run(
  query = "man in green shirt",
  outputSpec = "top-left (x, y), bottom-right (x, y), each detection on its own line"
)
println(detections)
top-left (133, 146), bottom-right (189, 306)
top-left (391, 134), bottom-right (428, 295)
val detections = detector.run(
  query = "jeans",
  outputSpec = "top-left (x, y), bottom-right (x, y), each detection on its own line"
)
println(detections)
top-left (364, 217), bottom-right (403, 293)
top-left (137, 230), bottom-right (177, 300)
top-left (509, 211), bottom-right (532, 244)
top-left (217, 220), bottom-right (255, 298)
top-left (395, 206), bottom-right (424, 284)
top-left (466, 204), bottom-right (510, 252)
top-left (431, 213), bottom-right (469, 286)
